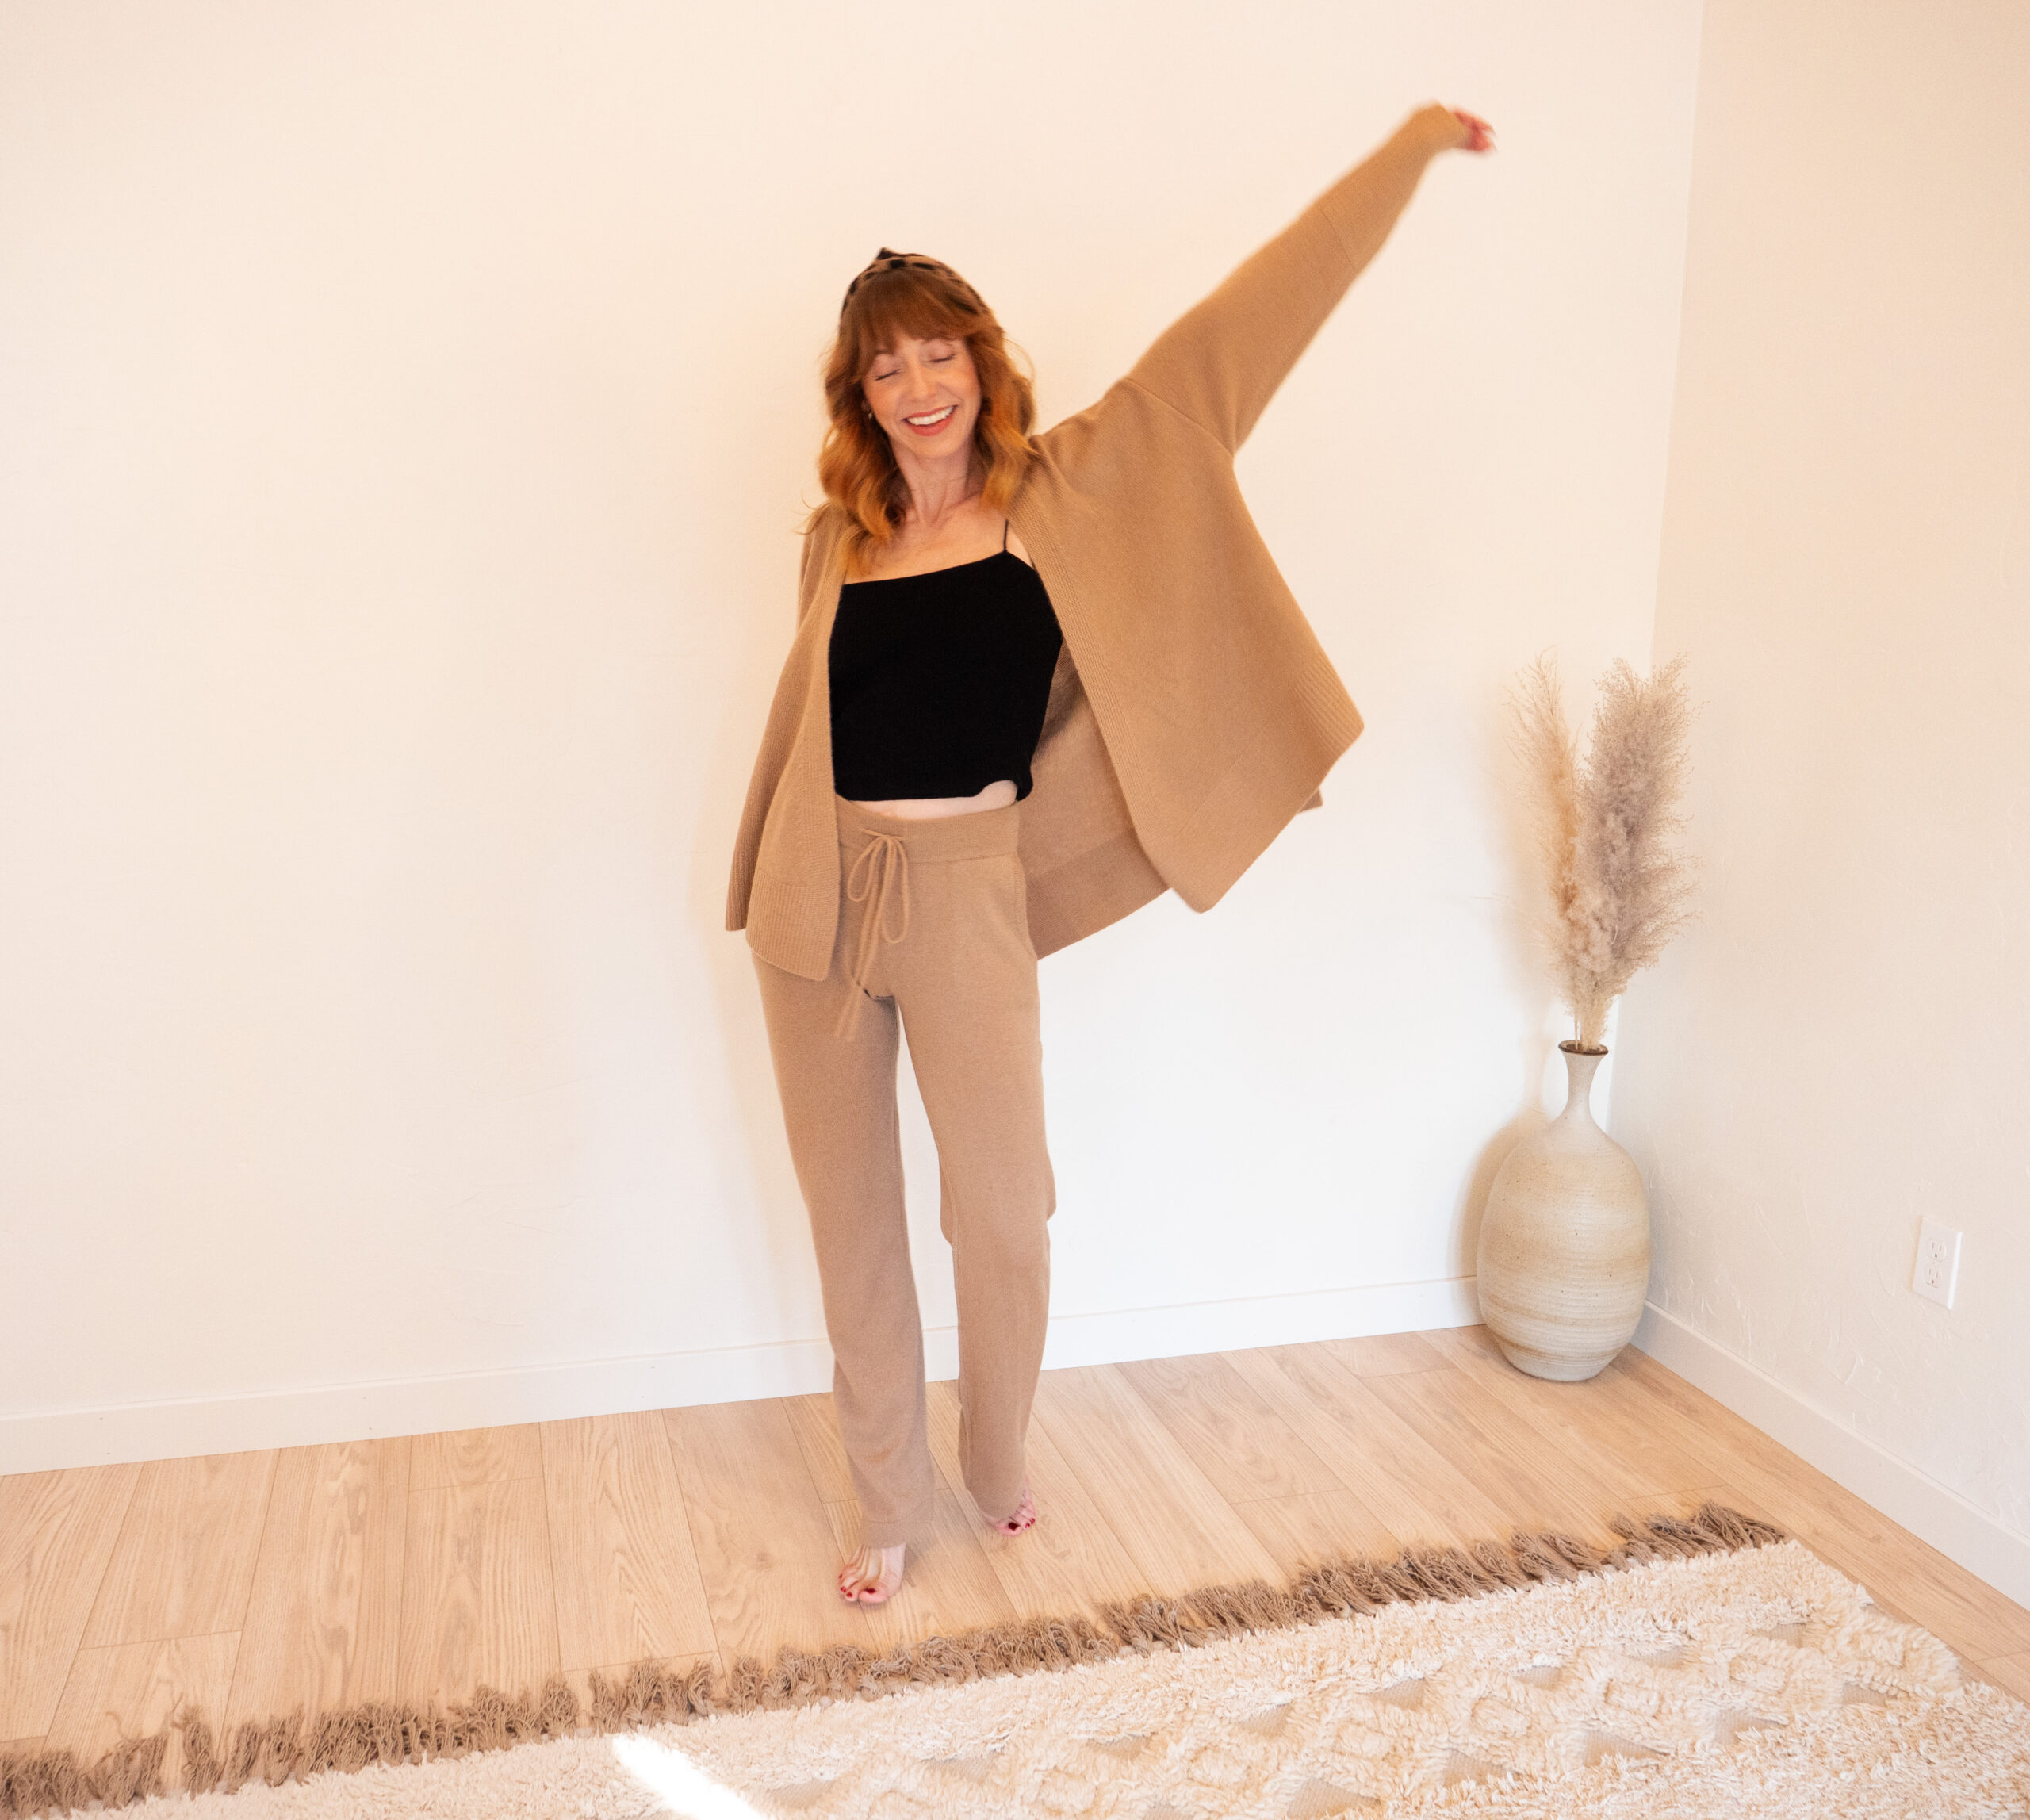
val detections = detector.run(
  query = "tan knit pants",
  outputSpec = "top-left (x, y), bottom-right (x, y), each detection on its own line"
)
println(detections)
top-left (753, 796), bottom-right (1054, 1549)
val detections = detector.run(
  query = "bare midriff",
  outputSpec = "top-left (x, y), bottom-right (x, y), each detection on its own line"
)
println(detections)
top-left (848, 778), bottom-right (1017, 820)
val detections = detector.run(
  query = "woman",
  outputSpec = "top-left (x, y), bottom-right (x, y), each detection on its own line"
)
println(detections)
top-left (729, 102), bottom-right (1494, 1604)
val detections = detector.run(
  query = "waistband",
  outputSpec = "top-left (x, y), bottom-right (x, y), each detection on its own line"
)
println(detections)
top-left (834, 794), bottom-right (1021, 863)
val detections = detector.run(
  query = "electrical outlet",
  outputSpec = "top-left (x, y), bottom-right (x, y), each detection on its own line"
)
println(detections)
top-left (1913, 1219), bottom-right (1963, 1309)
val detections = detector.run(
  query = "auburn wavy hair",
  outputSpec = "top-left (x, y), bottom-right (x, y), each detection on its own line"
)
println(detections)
top-left (814, 252), bottom-right (1036, 572)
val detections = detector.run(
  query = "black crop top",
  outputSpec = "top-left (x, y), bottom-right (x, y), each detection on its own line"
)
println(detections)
top-left (829, 546), bottom-right (1063, 802)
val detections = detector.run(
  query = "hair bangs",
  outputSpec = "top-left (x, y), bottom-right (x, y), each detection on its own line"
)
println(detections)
top-left (842, 270), bottom-right (981, 376)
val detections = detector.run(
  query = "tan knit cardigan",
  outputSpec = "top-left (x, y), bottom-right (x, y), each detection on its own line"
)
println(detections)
top-left (728, 112), bottom-right (1457, 980)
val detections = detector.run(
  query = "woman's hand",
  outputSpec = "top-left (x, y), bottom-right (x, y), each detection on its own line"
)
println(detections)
top-left (1409, 102), bottom-right (1495, 156)
top-left (1449, 107), bottom-right (1495, 153)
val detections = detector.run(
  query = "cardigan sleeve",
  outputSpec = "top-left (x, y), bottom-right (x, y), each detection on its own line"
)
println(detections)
top-left (1123, 108), bottom-right (1457, 454)
top-left (795, 512), bottom-right (845, 624)
top-left (795, 517), bottom-right (825, 623)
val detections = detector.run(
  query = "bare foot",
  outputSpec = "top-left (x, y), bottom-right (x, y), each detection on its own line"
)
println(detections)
top-left (837, 1542), bottom-right (905, 1605)
top-left (990, 1482), bottom-right (1036, 1535)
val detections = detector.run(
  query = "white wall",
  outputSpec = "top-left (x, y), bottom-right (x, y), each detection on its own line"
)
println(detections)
top-left (1614, 0), bottom-right (2030, 1562)
top-left (0, 2), bottom-right (1704, 1469)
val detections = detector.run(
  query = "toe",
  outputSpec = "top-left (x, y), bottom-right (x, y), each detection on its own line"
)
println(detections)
top-left (837, 1545), bottom-right (903, 1604)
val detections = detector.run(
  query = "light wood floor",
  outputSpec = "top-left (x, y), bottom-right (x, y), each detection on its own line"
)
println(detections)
top-left (5, 1328), bottom-right (2028, 1784)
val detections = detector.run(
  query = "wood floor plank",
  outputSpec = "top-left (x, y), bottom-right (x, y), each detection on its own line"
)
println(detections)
top-left (347, 1435), bottom-right (410, 1706)
top-left (923, 1380), bottom-right (1149, 1617)
top-left (1029, 1365), bottom-right (1280, 1596)
top-left (1224, 1344), bottom-right (1515, 1549)
top-left (409, 1426), bottom-right (542, 1489)
top-left (663, 1399), bottom-right (871, 1664)
top-left (1231, 1490), bottom-right (1405, 1577)
top-left (782, 1394), bottom-right (860, 1506)
top-left (1323, 1332), bottom-right (1451, 1378)
top-left (0, 1463), bottom-right (141, 1738)
top-left (825, 1492), bottom-right (1014, 1649)
top-left (540, 1412), bottom-right (716, 1670)
top-left (1116, 1353), bottom-right (1346, 1502)
top-left (1364, 1364), bottom-right (1621, 1535)
top-left (1600, 1351), bottom-right (1843, 1493)
top-left (224, 1438), bottom-right (408, 1731)
top-left (395, 1478), bottom-right (558, 1704)
top-left (45, 1633), bottom-right (239, 1788)
top-left (1607, 1351), bottom-right (2030, 1661)
top-left (1424, 1326), bottom-right (1711, 1500)
top-left (82, 1451), bottom-right (275, 1649)
top-left (1978, 1651), bottom-right (2030, 1703)
top-left (1579, 1359), bottom-right (1758, 1492)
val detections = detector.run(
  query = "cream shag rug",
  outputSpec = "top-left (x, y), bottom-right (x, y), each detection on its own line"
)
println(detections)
top-left (7, 1515), bottom-right (2028, 1818)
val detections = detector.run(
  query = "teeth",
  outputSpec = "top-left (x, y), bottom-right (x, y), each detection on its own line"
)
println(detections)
top-left (906, 406), bottom-right (955, 427)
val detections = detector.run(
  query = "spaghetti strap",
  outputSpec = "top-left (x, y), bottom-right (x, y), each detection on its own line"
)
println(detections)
top-left (1002, 518), bottom-right (1009, 553)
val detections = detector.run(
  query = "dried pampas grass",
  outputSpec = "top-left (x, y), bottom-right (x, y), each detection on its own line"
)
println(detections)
top-left (1511, 653), bottom-right (1697, 1049)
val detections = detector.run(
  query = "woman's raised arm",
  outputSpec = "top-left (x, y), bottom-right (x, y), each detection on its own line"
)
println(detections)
top-left (1123, 104), bottom-right (1490, 454)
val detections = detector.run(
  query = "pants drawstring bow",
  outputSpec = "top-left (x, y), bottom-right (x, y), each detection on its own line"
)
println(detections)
top-left (835, 830), bottom-right (910, 1037)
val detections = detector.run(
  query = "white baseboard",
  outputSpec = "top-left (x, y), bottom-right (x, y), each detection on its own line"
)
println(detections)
top-left (0, 1274), bottom-right (1480, 1476)
top-left (1634, 1301), bottom-right (2030, 1611)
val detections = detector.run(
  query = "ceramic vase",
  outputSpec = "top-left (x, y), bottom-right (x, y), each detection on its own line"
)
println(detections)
top-left (1476, 1042), bottom-right (1649, 1381)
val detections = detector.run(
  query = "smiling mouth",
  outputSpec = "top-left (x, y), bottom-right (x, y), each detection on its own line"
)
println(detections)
top-left (902, 404), bottom-right (956, 431)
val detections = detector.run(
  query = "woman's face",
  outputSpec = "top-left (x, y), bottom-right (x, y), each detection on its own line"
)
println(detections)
top-left (861, 334), bottom-right (979, 460)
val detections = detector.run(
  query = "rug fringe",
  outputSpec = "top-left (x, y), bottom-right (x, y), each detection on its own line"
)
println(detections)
top-left (0, 1500), bottom-right (1781, 1818)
